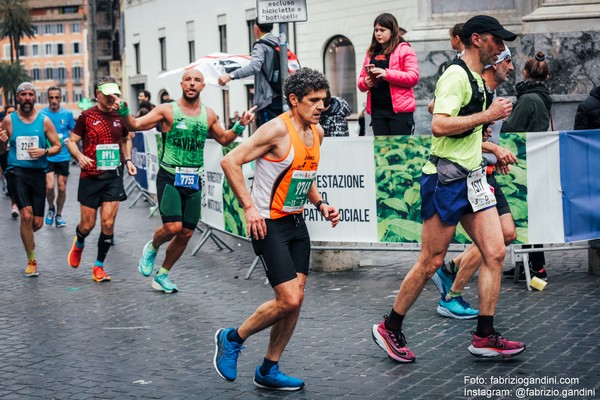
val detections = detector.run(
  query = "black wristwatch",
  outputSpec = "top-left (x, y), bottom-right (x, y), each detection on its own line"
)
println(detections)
top-left (125, 158), bottom-right (132, 164)
top-left (315, 200), bottom-right (329, 212)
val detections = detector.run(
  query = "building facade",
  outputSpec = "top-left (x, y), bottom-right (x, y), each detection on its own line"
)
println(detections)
top-left (122, 0), bottom-right (600, 133)
top-left (88, 0), bottom-right (122, 92)
top-left (0, 0), bottom-right (89, 114)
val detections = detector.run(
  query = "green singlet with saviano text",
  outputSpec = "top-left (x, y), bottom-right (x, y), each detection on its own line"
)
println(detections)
top-left (160, 102), bottom-right (208, 175)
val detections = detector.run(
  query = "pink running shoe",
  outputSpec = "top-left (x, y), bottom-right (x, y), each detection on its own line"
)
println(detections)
top-left (468, 331), bottom-right (526, 358)
top-left (371, 316), bottom-right (415, 363)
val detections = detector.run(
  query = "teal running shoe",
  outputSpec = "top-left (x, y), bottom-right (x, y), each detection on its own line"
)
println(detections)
top-left (138, 240), bottom-right (157, 277)
top-left (253, 364), bottom-right (305, 391)
top-left (55, 214), bottom-right (67, 227)
top-left (214, 328), bottom-right (243, 382)
top-left (431, 262), bottom-right (455, 298)
top-left (152, 273), bottom-right (178, 293)
top-left (45, 208), bottom-right (55, 226)
top-left (437, 295), bottom-right (478, 319)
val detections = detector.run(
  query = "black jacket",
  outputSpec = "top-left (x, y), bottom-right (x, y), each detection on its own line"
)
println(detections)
top-left (502, 80), bottom-right (553, 133)
top-left (574, 86), bottom-right (600, 130)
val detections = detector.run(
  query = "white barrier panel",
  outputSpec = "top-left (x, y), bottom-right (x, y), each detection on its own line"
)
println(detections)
top-left (201, 139), bottom-right (226, 231)
top-left (303, 137), bottom-right (378, 242)
top-left (143, 129), bottom-right (159, 196)
top-left (526, 131), bottom-right (565, 243)
top-left (130, 129), bottom-right (159, 196)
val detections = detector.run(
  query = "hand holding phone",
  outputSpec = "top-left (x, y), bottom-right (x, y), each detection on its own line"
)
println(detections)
top-left (365, 64), bottom-right (379, 87)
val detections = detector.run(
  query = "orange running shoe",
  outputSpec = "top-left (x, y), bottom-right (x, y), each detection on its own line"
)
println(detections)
top-left (68, 237), bottom-right (83, 268)
top-left (92, 266), bottom-right (111, 282)
top-left (25, 260), bottom-right (39, 277)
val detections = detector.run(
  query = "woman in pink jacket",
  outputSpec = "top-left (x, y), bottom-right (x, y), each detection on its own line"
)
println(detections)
top-left (358, 13), bottom-right (420, 135)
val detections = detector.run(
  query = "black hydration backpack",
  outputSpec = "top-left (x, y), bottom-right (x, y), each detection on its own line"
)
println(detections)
top-left (255, 39), bottom-right (300, 94)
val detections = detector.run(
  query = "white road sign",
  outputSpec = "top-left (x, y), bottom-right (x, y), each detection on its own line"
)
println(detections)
top-left (256, 0), bottom-right (308, 24)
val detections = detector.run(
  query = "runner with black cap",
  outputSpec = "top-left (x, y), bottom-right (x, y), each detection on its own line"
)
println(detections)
top-left (66, 77), bottom-right (137, 283)
top-left (371, 15), bottom-right (526, 361)
top-left (0, 82), bottom-right (61, 276)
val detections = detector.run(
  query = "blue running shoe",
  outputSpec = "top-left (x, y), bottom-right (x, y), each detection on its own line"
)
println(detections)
top-left (55, 214), bottom-right (67, 227)
top-left (431, 263), bottom-right (455, 298)
top-left (437, 295), bottom-right (478, 319)
top-left (253, 364), bottom-right (305, 391)
top-left (138, 240), bottom-right (157, 277)
top-left (214, 328), bottom-right (243, 382)
top-left (152, 273), bottom-right (178, 293)
top-left (45, 208), bottom-right (55, 226)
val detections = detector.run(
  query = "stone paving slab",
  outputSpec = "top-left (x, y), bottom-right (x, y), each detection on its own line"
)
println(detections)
top-left (0, 171), bottom-right (599, 399)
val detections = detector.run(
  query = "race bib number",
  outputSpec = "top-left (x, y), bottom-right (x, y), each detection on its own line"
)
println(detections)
top-left (16, 136), bottom-right (39, 160)
top-left (96, 143), bottom-right (120, 170)
top-left (467, 168), bottom-right (497, 212)
top-left (282, 170), bottom-right (317, 213)
top-left (174, 167), bottom-right (200, 190)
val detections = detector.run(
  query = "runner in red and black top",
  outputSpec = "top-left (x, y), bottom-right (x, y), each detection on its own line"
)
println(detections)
top-left (66, 76), bottom-right (137, 283)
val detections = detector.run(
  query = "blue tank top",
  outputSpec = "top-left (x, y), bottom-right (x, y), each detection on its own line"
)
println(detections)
top-left (41, 107), bottom-right (75, 162)
top-left (7, 112), bottom-right (48, 170)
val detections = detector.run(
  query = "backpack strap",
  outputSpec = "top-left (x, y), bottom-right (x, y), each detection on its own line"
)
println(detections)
top-left (447, 58), bottom-right (488, 139)
top-left (254, 39), bottom-right (281, 93)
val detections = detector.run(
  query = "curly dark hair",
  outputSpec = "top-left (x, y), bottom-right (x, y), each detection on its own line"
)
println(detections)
top-left (283, 68), bottom-right (330, 108)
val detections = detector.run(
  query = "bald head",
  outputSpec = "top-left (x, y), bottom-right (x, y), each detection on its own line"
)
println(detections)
top-left (182, 69), bottom-right (204, 82)
top-left (180, 69), bottom-right (205, 101)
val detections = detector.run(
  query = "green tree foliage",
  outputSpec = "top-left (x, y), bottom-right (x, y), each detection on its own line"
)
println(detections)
top-left (375, 136), bottom-right (430, 243)
top-left (496, 132), bottom-right (528, 244)
top-left (0, 61), bottom-right (30, 104)
top-left (221, 142), bottom-right (249, 238)
top-left (0, 0), bottom-right (35, 64)
top-left (374, 134), bottom-right (529, 244)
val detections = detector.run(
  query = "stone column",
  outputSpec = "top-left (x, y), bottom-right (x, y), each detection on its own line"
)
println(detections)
top-left (311, 242), bottom-right (360, 272)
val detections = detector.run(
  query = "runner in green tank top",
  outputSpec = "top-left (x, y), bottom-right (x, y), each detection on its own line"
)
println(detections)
top-left (160, 101), bottom-right (208, 175)
top-left (117, 69), bottom-right (256, 293)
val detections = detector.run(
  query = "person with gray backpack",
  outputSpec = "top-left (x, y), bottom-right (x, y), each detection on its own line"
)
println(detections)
top-left (218, 19), bottom-right (284, 127)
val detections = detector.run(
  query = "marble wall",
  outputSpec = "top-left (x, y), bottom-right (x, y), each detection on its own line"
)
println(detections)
top-left (413, 30), bottom-right (600, 134)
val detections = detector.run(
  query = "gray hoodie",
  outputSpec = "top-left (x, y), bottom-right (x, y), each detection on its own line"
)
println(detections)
top-left (230, 32), bottom-right (280, 111)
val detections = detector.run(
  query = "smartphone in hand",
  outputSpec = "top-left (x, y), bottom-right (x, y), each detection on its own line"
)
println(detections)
top-left (365, 64), bottom-right (379, 86)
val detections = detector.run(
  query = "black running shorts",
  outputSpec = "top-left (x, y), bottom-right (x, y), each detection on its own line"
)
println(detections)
top-left (251, 213), bottom-right (311, 287)
top-left (77, 167), bottom-right (126, 209)
top-left (5, 167), bottom-right (46, 217)
top-left (487, 172), bottom-right (511, 216)
top-left (47, 161), bottom-right (70, 176)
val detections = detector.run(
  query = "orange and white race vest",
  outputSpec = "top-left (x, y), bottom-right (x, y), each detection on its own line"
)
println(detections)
top-left (251, 113), bottom-right (320, 220)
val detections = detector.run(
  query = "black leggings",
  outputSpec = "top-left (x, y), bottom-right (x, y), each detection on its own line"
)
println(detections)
top-left (371, 110), bottom-right (415, 136)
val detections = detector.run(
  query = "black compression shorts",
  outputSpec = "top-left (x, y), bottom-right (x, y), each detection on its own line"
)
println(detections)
top-left (487, 172), bottom-right (511, 216)
top-left (251, 213), bottom-right (311, 287)
top-left (156, 168), bottom-right (202, 231)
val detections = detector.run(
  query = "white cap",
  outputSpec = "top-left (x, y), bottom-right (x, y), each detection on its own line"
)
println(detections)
top-left (16, 82), bottom-right (35, 94)
top-left (484, 47), bottom-right (512, 69)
